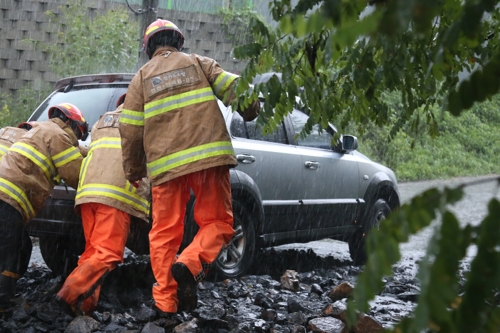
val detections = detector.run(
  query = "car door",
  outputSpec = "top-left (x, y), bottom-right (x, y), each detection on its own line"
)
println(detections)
top-left (228, 109), bottom-right (304, 245)
top-left (288, 109), bottom-right (361, 242)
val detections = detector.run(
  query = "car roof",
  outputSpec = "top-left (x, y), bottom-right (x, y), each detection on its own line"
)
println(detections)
top-left (55, 73), bottom-right (134, 90)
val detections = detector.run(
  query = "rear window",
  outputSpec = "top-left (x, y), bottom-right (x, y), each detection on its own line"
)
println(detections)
top-left (29, 86), bottom-right (128, 130)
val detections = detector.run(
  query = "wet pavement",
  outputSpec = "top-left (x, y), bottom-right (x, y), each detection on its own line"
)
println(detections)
top-left (2, 174), bottom-right (498, 332)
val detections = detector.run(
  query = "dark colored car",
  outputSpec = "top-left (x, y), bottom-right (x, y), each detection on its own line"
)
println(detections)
top-left (26, 73), bottom-right (400, 279)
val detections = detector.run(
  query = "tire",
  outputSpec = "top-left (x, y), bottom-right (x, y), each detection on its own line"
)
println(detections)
top-left (18, 230), bottom-right (33, 276)
top-left (348, 198), bottom-right (391, 266)
top-left (210, 200), bottom-right (256, 281)
top-left (39, 235), bottom-right (85, 277)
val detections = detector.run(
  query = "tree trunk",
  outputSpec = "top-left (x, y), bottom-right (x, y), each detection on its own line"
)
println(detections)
top-left (136, 0), bottom-right (159, 69)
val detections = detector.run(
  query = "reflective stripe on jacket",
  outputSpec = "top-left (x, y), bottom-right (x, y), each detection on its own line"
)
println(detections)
top-left (0, 127), bottom-right (27, 160)
top-left (75, 108), bottom-right (150, 222)
top-left (0, 119), bottom-right (83, 222)
top-left (119, 46), bottom-right (259, 186)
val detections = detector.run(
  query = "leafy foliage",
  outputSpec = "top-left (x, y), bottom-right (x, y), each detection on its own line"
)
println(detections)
top-left (219, 7), bottom-right (262, 46)
top-left (41, 0), bottom-right (138, 78)
top-left (231, 1), bottom-right (500, 332)
top-left (233, 0), bottom-right (500, 140)
top-left (0, 82), bottom-right (52, 128)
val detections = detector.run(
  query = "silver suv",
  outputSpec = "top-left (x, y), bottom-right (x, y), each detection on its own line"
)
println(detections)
top-left (26, 73), bottom-right (400, 280)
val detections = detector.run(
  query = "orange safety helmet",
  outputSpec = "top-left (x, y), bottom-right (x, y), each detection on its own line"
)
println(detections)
top-left (17, 121), bottom-right (35, 131)
top-left (48, 103), bottom-right (89, 140)
top-left (143, 19), bottom-right (185, 56)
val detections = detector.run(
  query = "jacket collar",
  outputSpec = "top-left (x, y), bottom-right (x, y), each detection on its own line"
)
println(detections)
top-left (50, 118), bottom-right (79, 146)
top-left (152, 46), bottom-right (179, 58)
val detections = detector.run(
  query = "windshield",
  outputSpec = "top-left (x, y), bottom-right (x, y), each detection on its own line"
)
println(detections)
top-left (28, 86), bottom-right (128, 131)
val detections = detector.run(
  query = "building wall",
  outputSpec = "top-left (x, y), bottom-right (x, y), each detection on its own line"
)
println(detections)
top-left (0, 0), bottom-right (248, 96)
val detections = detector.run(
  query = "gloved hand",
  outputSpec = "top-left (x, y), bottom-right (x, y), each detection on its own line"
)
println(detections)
top-left (130, 180), bottom-right (140, 188)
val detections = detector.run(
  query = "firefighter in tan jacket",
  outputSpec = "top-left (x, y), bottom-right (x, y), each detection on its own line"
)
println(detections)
top-left (0, 122), bottom-right (34, 160)
top-left (56, 98), bottom-right (151, 316)
top-left (0, 103), bottom-right (88, 311)
top-left (119, 19), bottom-right (260, 315)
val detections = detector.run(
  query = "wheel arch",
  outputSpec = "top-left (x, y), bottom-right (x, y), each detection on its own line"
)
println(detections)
top-left (229, 169), bottom-right (264, 237)
top-left (360, 172), bottom-right (400, 226)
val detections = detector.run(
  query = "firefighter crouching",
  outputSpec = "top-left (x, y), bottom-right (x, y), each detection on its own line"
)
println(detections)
top-left (119, 19), bottom-right (260, 316)
top-left (55, 97), bottom-right (151, 316)
top-left (0, 103), bottom-right (88, 311)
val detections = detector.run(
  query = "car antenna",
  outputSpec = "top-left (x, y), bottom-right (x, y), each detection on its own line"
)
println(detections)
top-left (63, 80), bottom-right (75, 93)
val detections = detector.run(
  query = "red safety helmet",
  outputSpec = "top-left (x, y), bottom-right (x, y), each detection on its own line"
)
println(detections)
top-left (116, 93), bottom-right (126, 108)
top-left (143, 19), bottom-right (185, 56)
top-left (17, 121), bottom-right (35, 131)
top-left (48, 103), bottom-right (89, 140)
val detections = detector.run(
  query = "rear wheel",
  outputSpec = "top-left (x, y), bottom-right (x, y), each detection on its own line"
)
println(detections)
top-left (210, 200), bottom-right (256, 281)
top-left (348, 199), bottom-right (391, 266)
top-left (39, 235), bottom-right (85, 277)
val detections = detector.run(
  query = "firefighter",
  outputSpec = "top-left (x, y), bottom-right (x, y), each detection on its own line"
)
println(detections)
top-left (0, 122), bottom-right (34, 160)
top-left (55, 96), bottom-right (150, 316)
top-left (119, 19), bottom-right (260, 315)
top-left (0, 103), bottom-right (88, 311)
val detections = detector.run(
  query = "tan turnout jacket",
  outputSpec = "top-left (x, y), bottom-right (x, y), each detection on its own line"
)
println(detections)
top-left (0, 118), bottom-right (83, 222)
top-left (75, 107), bottom-right (150, 222)
top-left (0, 127), bottom-right (27, 160)
top-left (119, 46), bottom-right (259, 186)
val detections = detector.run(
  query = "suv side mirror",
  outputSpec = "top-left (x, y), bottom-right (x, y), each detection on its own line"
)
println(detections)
top-left (341, 135), bottom-right (358, 153)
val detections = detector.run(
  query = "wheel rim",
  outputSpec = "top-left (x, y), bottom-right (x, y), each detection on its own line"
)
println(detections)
top-left (217, 223), bottom-right (246, 269)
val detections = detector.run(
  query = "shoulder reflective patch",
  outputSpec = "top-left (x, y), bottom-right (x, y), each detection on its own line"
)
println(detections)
top-left (145, 64), bottom-right (200, 99)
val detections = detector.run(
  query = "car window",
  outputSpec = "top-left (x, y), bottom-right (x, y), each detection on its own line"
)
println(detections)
top-left (290, 109), bottom-right (333, 149)
top-left (230, 111), bottom-right (288, 144)
top-left (29, 86), bottom-right (128, 130)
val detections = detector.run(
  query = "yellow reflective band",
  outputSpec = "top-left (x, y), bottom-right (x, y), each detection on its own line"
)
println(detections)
top-left (212, 71), bottom-right (238, 97)
top-left (147, 141), bottom-right (234, 177)
top-left (120, 109), bottom-right (144, 126)
top-left (76, 183), bottom-right (150, 215)
top-left (144, 87), bottom-right (216, 119)
top-left (0, 144), bottom-right (8, 155)
top-left (0, 178), bottom-right (35, 219)
top-left (78, 151), bottom-right (92, 188)
top-left (10, 143), bottom-right (54, 180)
top-left (89, 137), bottom-right (121, 151)
top-left (53, 146), bottom-right (80, 168)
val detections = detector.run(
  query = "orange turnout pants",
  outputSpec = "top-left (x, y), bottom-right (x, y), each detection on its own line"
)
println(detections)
top-left (150, 165), bottom-right (234, 313)
top-left (56, 203), bottom-right (130, 314)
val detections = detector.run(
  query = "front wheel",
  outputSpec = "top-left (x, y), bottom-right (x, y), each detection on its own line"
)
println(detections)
top-left (348, 198), bottom-right (391, 266)
top-left (210, 200), bottom-right (256, 281)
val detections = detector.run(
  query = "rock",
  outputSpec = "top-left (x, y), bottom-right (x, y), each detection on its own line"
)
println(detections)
top-left (64, 316), bottom-right (100, 333)
top-left (322, 300), bottom-right (347, 321)
top-left (261, 308), bottom-right (277, 322)
top-left (281, 270), bottom-right (301, 292)
top-left (311, 284), bottom-right (324, 295)
top-left (103, 321), bottom-right (128, 332)
top-left (254, 292), bottom-right (274, 309)
top-left (307, 317), bottom-right (345, 333)
top-left (140, 322), bottom-right (165, 333)
top-left (328, 282), bottom-right (354, 302)
top-left (350, 313), bottom-right (383, 333)
top-left (173, 318), bottom-right (198, 333)
top-left (287, 311), bottom-right (306, 325)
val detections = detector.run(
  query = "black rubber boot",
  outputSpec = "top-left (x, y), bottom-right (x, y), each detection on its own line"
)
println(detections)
top-left (171, 262), bottom-right (197, 312)
top-left (0, 273), bottom-right (17, 311)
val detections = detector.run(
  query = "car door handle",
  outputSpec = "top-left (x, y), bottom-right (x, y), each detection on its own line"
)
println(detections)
top-left (236, 154), bottom-right (256, 164)
top-left (304, 161), bottom-right (320, 170)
